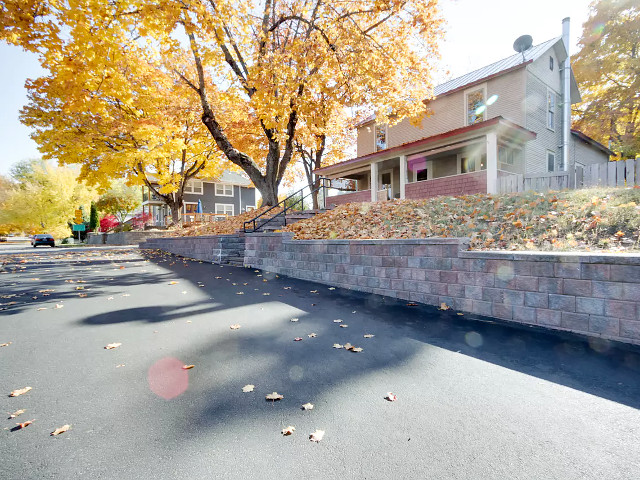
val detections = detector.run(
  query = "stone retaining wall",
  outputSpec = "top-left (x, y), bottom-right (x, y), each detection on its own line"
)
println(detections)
top-left (142, 234), bottom-right (245, 264)
top-left (87, 231), bottom-right (166, 245)
top-left (245, 232), bottom-right (640, 346)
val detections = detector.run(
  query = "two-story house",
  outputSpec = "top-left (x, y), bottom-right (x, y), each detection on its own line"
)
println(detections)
top-left (316, 18), bottom-right (612, 206)
top-left (142, 171), bottom-right (256, 226)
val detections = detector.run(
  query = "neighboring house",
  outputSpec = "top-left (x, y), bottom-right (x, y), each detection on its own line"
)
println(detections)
top-left (316, 18), bottom-right (613, 206)
top-left (142, 171), bottom-right (256, 226)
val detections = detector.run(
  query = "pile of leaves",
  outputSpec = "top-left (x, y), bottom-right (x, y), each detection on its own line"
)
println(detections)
top-left (285, 187), bottom-right (640, 251)
top-left (173, 206), bottom-right (282, 237)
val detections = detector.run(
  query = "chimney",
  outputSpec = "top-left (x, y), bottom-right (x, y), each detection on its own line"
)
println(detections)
top-left (562, 18), bottom-right (571, 177)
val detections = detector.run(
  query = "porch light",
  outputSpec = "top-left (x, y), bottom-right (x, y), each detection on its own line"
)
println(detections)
top-left (486, 94), bottom-right (499, 106)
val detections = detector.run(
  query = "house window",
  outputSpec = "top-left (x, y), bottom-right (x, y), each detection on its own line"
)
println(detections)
top-left (245, 205), bottom-right (256, 212)
top-left (184, 180), bottom-right (203, 194)
top-left (461, 156), bottom-right (476, 173)
top-left (547, 90), bottom-right (555, 130)
top-left (465, 87), bottom-right (485, 125)
top-left (215, 183), bottom-right (233, 196)
top-left (184, 203), bottom-right (198, 214)
top-left (215, 203), bottom-right (234, 216)
top-left (498, 146), bottom-right (520, 166)
top-left (547, 151), bottom-right (556, 172)
top-left (416, 169), bottom-right (429, 181)
top-left (375, 124), bottom-right (387, 151)
top-left (549, 56), bottom-right (554, 71)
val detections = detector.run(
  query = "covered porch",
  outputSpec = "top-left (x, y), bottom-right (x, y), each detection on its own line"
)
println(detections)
top-left (317, 117), bottom-right (535, 205)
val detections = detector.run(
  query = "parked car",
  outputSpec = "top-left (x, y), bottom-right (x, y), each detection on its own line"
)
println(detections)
top-left (31, 234), bottom-right (55, 248)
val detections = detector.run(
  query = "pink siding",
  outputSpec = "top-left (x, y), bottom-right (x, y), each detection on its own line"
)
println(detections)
top-left (326, 190), bottom-right (371, 206)
top-left (405, 171), bottom-right (487, 199)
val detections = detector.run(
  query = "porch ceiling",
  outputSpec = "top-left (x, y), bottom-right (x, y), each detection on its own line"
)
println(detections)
top-left (315, 116), bottom-right (536, 177)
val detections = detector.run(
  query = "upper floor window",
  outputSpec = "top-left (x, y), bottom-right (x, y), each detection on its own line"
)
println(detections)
top-left (465, 87), bottom-right (486, 125)
top-left (549, 56), bottom-right (554, 71)
top-left (375, 124), bottom-right (387, 151)
top-left (184, 179), bottom-right (203, 194)
top-left (547, 90), bottom-right (556, 130)
top-left (215, 183), bottom-right (233, 196)
top-left (215, 203), bottom-right (234, 216)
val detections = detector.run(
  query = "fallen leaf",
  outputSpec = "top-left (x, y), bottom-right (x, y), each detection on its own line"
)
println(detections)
top-left (301, 403), bottom-right (314, 410)
top-left (385, 392), bottom-right (398, 402)
top-left (310, 290), bottom-right (318, 293)
top-left (116, 364), bottom-right (125, 368)
top-left (104, 343), bottom-right (122, 350)
top-left (281, 426), bottom-right (295, 436)
top-left (107, 296), bottom-right (114, 300)
top-left (15, 420), bottom-right (34, 429)
top-left (333, 319), bottom-right (342, 323)
top-left (350, 347), bottom-right (364, 353)
top-left (294, 337), bottom-right (303, 341)
top-left (439, 303), bottom-right (451, 311)
top-left (230, 324), bottom-right (241, 330)
top-left (343, 343), bottom-right (353, 350)
top-left (309, 429), bottom-right (325, 442)
top-left (10, 387), bottom-right (32, 397)
top-left (168, 281), bottom-right (178, 285)
top-left (186, 320), bottom-right (192, 323)
top-left (328, 287), bottom-right (336, 290)
top-left (8, 409), bottom-right (25, 418)
top-left (266, 392), bottom-right (284, 401)
top-left (339, 324), bottom-right (348, 328)
top-left (363, 334), bottom-right (375, 338)
top-left (236, 292), bottom-right (244, 295)
top-left (283, 287), bottom-right (291, 290)
top-left (457, 312), bottom-right (464, 316)
top-left (307, 333), bottom-right (317, 338)
top-left (290, 318), bottom-right (299, 322)
top-left (242, 384), bottom-right (255, 393)
top-left (37, 307), bottom-right (47, 311)
top-left (51, 424), bottom-right (71, 436)
top-left (333, 344), bottom-right (343, 349)
top-left (182, 365), bottom-right (195, 370)
top-left (407, 303), bottom-right (418, 307)
top-left (1, 342), bottom-right (12, 347)
top-left (263, 293), bottom-right (270, 296)
top-left (78, 293), bottom-right (87, 298)
top-left (75, 286), bottom-right (84, 290)
top-left (54, 304), bottom-right (64, 309)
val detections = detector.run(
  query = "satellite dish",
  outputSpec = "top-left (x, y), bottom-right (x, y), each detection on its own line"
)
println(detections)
top-left (513, 34), bottom-right (533, 53)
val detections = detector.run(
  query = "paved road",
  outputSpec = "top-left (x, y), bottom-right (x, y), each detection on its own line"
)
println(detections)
top-left (1, 248), bottom-right (639, 479)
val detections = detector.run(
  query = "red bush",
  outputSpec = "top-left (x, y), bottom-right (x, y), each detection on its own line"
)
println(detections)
top-left (131, 212), bottom-right (152, 229)
top-left (99, 215), bottom-right (120, 232)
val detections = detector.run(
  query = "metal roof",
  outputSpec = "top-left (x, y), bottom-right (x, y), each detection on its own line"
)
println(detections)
top-left (434, 37), bottom-right (562, 96)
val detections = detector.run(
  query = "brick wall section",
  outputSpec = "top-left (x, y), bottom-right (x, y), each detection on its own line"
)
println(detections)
top-left (326, 190), bottom-right (371, 206)
top-left (405, 171), bottom-right (487, 199)
top-left (244, 233), bottom-right (640, 346)
top-left (87, 231), bottom-right (166, 245)
top-left (141, 234), bottom-right (245, 264)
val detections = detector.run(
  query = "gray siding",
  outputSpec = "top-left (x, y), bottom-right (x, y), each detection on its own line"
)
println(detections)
top-left (524, 69), bottom-right (563, 175)
top-left (183, 182), bottom-right (256, 215)
top-left (571, 137), bottom-right (610, 166)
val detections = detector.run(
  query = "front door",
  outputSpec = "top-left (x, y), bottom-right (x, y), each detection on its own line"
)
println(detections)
top-left (379, 170), bottom-right (393, 201)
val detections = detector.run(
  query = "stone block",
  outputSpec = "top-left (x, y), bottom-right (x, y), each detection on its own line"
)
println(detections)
top-left (562, 279), bottom-right (591, 297)
top-left (474, 272), bottom-right (495, 287)
top-left (620, 320), bottom-right (640, 340)
top-left (464, 285), bottom-right (483, 300)
top-left (623, 283), bottom-right (640, 302)
top-left (439, 271), bottom-right (458, 283)
top-left (536, 308), bottom-right (562, 326)
top-left (482, 287), bottom-right (504, 303)
top-left (492, 303), bottom-right (513, 320)
top-left (589, 316), bottom-right (619, 336)
top-left (411, 269), bottom-right (427, 281)
top-left (486, 260), bottom-right (514, 275)
top-left (530, 262), bottom-right (555, 277)
top-left (610, 265), bottom-right (640, 283)
top-left (554, 262), bottom-right (581, 279)
top-left (525, 292), bottom-right (548, 308)
top-left (512, 306), bottom-right (536, 323)
top-left (472, 300), bottom-right (493, 316)
top-left (429, 282), bottom-right (448, 295)
top-left (447, 284), bottom-right (465, 297)
top-left (503, 289), bottom-right (525, 305)
top-left (575, 297), bottom-right (605, 315)
top-left (538, 277), bottom-right (563, 294)
top-left (561, 312), bottom-right (589, 331)
top-left (515, 276), bottom-right (538, 292)
top-left (591, 281), bottom-right (624, 300)
top-left (604, 300), bottom-right (637, 320)
top-left (453, 297), bottom-right (474, 312)
top-left (548, 294), bottom-right (576, 312)
top-left (581, 264), bottom-right (610, 281)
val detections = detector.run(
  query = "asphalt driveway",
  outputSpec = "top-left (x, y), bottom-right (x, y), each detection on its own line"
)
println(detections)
top-left (1, 247), bottom-right (639, 479)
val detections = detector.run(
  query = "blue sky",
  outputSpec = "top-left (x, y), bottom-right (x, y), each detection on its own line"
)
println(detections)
top-left (0, 0), bottom-right (592, 177)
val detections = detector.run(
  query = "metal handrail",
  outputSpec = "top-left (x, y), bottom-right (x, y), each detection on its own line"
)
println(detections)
top-left (243, 178), bottom-right (331, 233)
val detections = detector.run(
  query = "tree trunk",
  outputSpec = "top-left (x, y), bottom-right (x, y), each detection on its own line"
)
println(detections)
top-left (256, 177), bottom-right (279, 206)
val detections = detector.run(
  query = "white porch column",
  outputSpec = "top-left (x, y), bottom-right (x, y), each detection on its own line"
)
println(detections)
top-left (486, 132), bottom-right (498, 194)
top-left (399, 155), bottom-right (407, 199)
top-left (370, 161), bottom-right (378, 202)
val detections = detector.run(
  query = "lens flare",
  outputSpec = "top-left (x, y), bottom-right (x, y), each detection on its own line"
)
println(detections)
top-left (465, 331), bottom-right (483, 348)
top-left (148, 357), bottom-right (189, 400)
top-left (486, 94), bottom-right (499, 106)
top-left (475, 105), bottom-right (486, 116)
